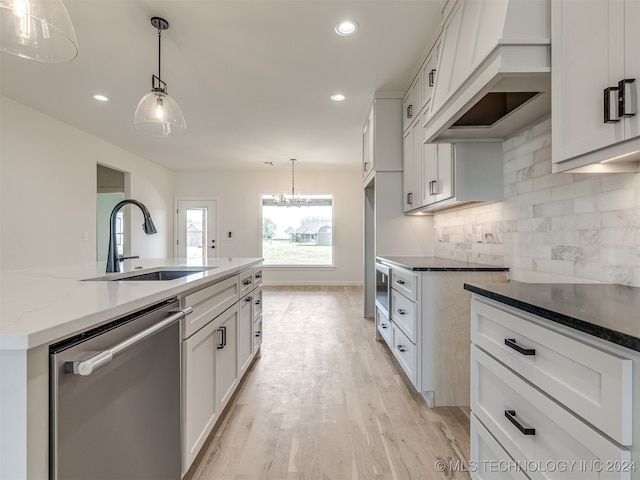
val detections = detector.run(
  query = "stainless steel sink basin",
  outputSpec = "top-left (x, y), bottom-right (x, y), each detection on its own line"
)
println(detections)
top-left (84, 267), bottom-right (217, 282)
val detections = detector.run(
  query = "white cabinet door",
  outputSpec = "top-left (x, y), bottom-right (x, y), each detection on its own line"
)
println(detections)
top-left (182, 318), bottom-right (218, 473)
top-left (421, 143), bottom-right (437, 206)
top-left (551, 0), bottom-right (625, 164)
top-left (216, 307), bottom-right (239, 411)
top-left (434, 143), bottom-right (453, 204)
top-left (362, 110), bottom-right (373, 180)
top-left (403, 118), bottom-right (422, 212)
top-left (238, 293), bottom-right (253, 376)
top-left (421, 37), bottom-right (441, 120)
top-left (402, 73), bottom-right (422, 133)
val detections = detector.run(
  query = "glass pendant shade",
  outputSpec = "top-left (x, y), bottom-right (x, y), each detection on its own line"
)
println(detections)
top-left (133, 89), bottom-right (187, 136)
top-left (0, 0), bottom-right (78, 62)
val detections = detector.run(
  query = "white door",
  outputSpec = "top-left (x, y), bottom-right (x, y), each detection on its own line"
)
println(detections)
top-left (176, 200), bottom-right (217, 259)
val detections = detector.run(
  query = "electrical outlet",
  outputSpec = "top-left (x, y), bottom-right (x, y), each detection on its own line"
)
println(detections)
top-left (476, 225), bottom-right (483, 243)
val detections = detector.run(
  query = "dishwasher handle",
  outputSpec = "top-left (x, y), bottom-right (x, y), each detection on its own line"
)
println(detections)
top-left (70, 306), bottom-right (193, 376)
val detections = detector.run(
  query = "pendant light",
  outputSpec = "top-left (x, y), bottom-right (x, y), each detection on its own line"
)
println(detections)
top-left (133, 16), bottom-right (186, 136)
top-left (0, 0), bottom-right (78, 62)
top-left (273, 159), bottom-right (311, 207)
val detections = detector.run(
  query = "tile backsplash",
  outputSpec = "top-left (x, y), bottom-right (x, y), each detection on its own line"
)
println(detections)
top-left (433, 118), bottom-right (640, 287)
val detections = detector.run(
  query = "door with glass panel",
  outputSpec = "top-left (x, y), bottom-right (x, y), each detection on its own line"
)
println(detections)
top-left (176, 200), bottom-right (217, 259)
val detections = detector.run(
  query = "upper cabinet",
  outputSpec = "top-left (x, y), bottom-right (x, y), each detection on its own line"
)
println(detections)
top-left (423, 0), bottom-right (551, 143)
top-left (362, 93), bottom-right (403, 185)
top-left (551, 0), bottom-right (640, 173)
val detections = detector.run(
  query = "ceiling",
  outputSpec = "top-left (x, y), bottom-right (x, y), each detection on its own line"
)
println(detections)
top-left (0, 1), bottom-right (442, 172)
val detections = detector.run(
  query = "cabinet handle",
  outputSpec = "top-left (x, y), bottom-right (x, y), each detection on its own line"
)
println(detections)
top-left (407, 192), bottom-right (413, 205)
top-left (254, 299), bottom-right (261, 305)
top-left (245, 296), bottom-right (253, 302)
top-left (255, 330), bottom-right (262, 337)
top-left (504, 338), bottom-right (535, 356)
top-left (397, 345), bottom-right (406, 353)
top-left (618, 78), bottom-right (637, 118)
top-left (217, 326), bottom-right (227, 349)
top-left (397, 309), bottom-right (407, 315)
top-left (243, 279), bottom-right (253, 285)
top-left (381, 323), bottom-right (388, 329)
top-left (428, 69), bottom-right (436, 87)
top-left (407, 104), bottom-right (413, 119)
top-left (604, 86), bottom-right (620, 123)
top-left (396, 279), bottom-right (405, 285)
top-left (505, 410), bottom-right (535, 435)
top-left (255, 272), bottom-right (262, 278)
top-left (429, 180), bottom-right (437, 195)
top-left (364, 161), bottom-right (370, 172)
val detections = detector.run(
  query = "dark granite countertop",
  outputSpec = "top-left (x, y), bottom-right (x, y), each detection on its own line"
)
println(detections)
top-left (377, 256), bottom-right (509, 272)
top-left (464, 282), bottom-right (640, 352)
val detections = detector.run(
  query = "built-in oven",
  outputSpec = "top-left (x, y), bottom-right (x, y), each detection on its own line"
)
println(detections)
top-left (375, 261), bottom-right (391, 317)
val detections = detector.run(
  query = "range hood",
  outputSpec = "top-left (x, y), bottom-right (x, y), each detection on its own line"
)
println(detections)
top-left (423, 0), bottom-right (551, 143)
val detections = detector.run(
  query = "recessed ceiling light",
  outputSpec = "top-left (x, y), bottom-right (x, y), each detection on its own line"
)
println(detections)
top-left (335, 20), bottom-right (358, 36)
top-left (331, 94), bottom-right (346, 102)
top-left (93, 94), bottom-right (109, 102)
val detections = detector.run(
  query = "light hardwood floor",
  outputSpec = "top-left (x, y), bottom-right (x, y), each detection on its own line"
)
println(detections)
top-left (184, 286), bottom-right (472, 480)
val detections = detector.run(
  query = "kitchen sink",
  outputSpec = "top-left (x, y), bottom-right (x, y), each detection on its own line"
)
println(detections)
top-left (84, 267), bottom-right (217, 282)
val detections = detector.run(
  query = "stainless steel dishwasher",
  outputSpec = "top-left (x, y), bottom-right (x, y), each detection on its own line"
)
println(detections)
top-left (49, 298), bottom-right (191, 480)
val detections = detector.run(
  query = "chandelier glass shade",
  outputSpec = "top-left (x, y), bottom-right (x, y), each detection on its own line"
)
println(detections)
top-left (0, 0), bottom-right (78, 62)
top-left (273, 159), bottom-right (311, 207)
top-left (133, 16), bottom-right (186, 137)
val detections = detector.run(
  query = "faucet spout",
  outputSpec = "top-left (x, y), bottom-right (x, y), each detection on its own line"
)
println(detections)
top-left (106, 199), bottom-right (157, 273)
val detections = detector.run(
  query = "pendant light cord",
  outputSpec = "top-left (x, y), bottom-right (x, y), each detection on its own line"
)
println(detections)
top-left (157, 26), bottom-right (162, 83)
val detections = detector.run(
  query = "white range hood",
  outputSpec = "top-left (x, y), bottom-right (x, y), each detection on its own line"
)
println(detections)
top-left (423, 0), bottom-right (551, 143)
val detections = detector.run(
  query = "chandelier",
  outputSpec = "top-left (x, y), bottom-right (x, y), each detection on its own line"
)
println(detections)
top-left (273, 159), bottom-right (311, 207)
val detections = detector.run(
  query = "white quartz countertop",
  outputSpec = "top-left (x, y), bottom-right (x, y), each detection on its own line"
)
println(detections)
top-left (0, 257), bottom-right (262, 350)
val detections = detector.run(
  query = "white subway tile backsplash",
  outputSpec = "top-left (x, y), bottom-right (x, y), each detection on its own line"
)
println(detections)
top-left (433, 120), bottom-right (640, 287)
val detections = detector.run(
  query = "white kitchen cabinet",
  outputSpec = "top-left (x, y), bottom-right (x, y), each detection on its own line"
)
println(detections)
top-left (238, 292), bottom-right (254, 376)
top-left (362, 93), bottom-right (403, 185)
top-left (402, 72), bottom-right (423, 133)
top-left (420, 36), bottom-right (441, 124)
top-left (469, 295), bottom-right (638, 480)
top-left (215, 306), bottom-right (238, 410)
top-left (402, 117), bottom-right (423, 212)
top-left (552, 0), bottom-right (640, 173)
top-left (378, 264), bottom-right (507, 407)
top-left (405, 140), bottom-right (502, 213)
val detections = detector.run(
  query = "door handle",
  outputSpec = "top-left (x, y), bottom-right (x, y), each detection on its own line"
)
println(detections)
top-left (618, 78), bottom-right (637, 118)
top-left (604, 86), bottom-right (620, 123)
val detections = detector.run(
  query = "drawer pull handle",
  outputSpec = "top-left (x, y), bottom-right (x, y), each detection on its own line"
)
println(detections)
top-left (255, 330), bottom-right (262, 337)
top-left (397, 309), bottom-right (406, 315)
top-left (255, 272), bottom-right (262, 278)
top-left (243, 279), bottom-right (253, 285)
top-left (254, 299), bottom-right (261, 305)
top-left (396, 279), bottom-right (405, 285)
top-left (245, 296), bottom-right (253, 302)
top-left (505, 338), bottom-right (535, 356)
top-left (397, 345), bottom-right (406, 352)
top-left (505, 410), bottom-right (535, 435)
top-left (381, 323), bottom-right (388, 329)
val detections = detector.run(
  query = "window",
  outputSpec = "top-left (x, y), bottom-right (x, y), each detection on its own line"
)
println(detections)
top-left (261, 194), bottom-right (333, 266)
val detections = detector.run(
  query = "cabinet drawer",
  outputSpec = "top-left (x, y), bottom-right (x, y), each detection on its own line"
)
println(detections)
top-left (376, 307), bottom-right (392, 347)
top-left (239, 269), bottom-right (254, 296)
top-left (392, 323), bottom-right (417, 386)
top-left (472, 298), bottom-right (633, 446)
top-left (253, 315), bottom-right (263, 353)
top-left (253, 286), bottom-right (263, 322)
top-left (471, 346), bottom-right (631, 480)
top-left (253, 267), bottom-right (263, 288)
top-left (391, 268), bottom-right (418, 301)
top-left (391, 289), bottom-right (417, 343)
top-left (470, 414), bottom-right (530, 480)
top-left (183, 276), bottom-right (239, 339)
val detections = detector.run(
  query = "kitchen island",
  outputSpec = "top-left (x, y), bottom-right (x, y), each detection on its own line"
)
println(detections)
top-left (465, 282), bottom-right (640, 479)
top-left (0, 257), bottom-right (262, 480)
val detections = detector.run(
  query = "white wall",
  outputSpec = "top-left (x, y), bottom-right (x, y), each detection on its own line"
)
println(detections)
top-left (433, 118), bottom-right (640, 287)
top-left (0, 96), bottom-right (175, 271)
top-left (174, 165), bottom-right (364, 285)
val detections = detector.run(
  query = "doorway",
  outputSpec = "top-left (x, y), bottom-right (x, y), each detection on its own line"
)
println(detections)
top-left (97, 165), bottom-right (129, 261)
top-left (175, 199), bottom-right (218, 259)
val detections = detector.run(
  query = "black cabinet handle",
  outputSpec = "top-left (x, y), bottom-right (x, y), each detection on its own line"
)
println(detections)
top-left (255, 272), bottom-right (262, 278)
top-left (254, 299), bottom-right (261, 305)
top-left (245, 296), bottom-right (253, 302)
top-left (397, 345), bottom-right (406, 352)
top-left (407, 192), bottom-right (413, 205)
top-left (429, 69), bottom-right (436, 87)
top-left (255, 330), bottom-right (262, 337)
top-left (243, 279), bottom-right (252, 285)
top-left (381, 323), bottom-right (388, 329)
top-left (604, 86), bottom-right (620, 123)
top-left (217, 326), bottom-right (227, 349)
top-left (396, 279), bottom-right (405, 285)
top-left (505, 410), bottom-right (535, 435)
top-left (505, 338), bottom-right (535, 356)
top-left (407, 104), bottom-right (413, 119)
top-left (618, 78), bottom-right (637, 118)
top-left (397, 309), bottom-right (407, 315)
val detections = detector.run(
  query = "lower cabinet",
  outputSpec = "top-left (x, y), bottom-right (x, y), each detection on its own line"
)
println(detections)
top-left (180, 266), bottom-right (263, 476)
top-left (469, 296), bottom-right (636, 480)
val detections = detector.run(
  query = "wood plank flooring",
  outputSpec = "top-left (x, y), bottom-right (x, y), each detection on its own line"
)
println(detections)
top-left (184, 286), bottom-right (472, 480)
